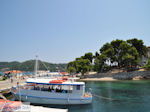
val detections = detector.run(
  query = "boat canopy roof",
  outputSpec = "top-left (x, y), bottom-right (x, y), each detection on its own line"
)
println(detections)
top-left (26, 78), bottom-right (85, 86)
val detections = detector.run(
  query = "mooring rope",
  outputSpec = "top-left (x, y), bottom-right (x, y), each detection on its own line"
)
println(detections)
top-left (92, 94), bottom-right (118, 101)
top-left (88, 88), bottom-right (119, 101)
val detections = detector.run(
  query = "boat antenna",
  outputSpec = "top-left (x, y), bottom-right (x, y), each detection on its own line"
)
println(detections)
top-left (41, 61), bottom-right (50, 72)
top-left (34, 55), bottom-right (39, 77)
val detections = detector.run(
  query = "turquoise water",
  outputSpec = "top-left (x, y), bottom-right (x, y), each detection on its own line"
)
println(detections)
top-left (41, 80), bottom-right (150, 112)
top-left (9, 80), bottom-right (150, 112)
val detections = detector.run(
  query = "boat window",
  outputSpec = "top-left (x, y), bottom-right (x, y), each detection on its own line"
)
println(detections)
top-left (30, 84), bottom-right (73, 93)
top-left (76, 85), bottom-right (80, 90)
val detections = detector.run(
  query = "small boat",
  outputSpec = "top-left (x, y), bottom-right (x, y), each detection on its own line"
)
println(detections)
top-left (0, 99), bottom-right (22, 111)
top-left (11, 78), bottom-right (92, 105)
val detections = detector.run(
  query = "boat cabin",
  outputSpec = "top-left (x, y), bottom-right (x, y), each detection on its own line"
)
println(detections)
top-left (24, 78), bottom-right (85, 96)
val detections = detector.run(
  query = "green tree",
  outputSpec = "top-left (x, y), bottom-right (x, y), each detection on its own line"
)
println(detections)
top-left (110, 39), bottom-right (125, 66)
top-left (95, 52), bottom-right (99, 57)
top-left (67, 55), bottom-right (93, 75)
top-left (81, 52), bottom-right (93, 63)
top-left (68, 38), bottom-right (147, 73)
top-left (67, 61), bottom-right (77, 71)
top-left (96, 39), bottom-right (140, 72)
top-left (94, 54), bottom-right (109, 72)
top-left (67, 66), bottom-right (76, 74)
top-left (100, 43), bottom-right (113, 53)
top-left (76, 59), bottom-right (91, 75)
top-left (127, 38), bottom-right (148, 57)
top-left (118, 41), bottom-right (139, 67)
top-left (100, 40), bottom-right (126, 67)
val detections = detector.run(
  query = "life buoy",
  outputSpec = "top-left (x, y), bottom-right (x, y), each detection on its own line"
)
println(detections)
top-left (27, 84), bottom-right (36, 86)
top-left (49, 80), bottom-right (66, 84)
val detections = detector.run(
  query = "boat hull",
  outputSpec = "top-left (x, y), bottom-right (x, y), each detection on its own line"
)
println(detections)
top-left (13, 93), bottom-right (92, 105)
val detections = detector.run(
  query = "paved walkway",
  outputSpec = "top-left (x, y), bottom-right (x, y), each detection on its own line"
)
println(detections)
top-left (30, 105), bottom-right (68, 112)
top-left (0, 78), bottom-right (26, 91)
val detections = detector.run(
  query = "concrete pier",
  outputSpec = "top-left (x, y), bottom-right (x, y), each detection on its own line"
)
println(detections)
top-left (30, 105), bottom-right (68, 112)
top-left (0, 78), bottom-right (26, 92)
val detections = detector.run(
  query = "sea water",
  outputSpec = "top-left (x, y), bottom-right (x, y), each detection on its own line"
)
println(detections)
top-left (11, 80), bottom-right (150, 112)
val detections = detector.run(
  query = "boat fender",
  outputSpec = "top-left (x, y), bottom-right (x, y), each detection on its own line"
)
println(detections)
top-left (67, 98), bottom-right (70, 103)
top-left (26, 96), bottom-right (28, 99)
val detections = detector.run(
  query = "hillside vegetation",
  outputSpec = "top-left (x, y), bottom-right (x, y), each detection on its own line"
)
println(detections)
top-left (0, 60), bottom-right (67, 72)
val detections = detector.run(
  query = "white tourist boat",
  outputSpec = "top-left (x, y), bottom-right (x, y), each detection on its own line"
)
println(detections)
top-left (11, 78), bottom-right (92, 105)
top-left (11, 56), bottom-right (92, 105)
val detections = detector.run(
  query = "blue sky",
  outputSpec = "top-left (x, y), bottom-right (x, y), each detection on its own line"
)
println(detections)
top-left (0, 0), bottom-right (150, 63)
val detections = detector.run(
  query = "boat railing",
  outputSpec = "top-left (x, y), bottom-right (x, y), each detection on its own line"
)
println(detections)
top-left (14, 85), bottom-right (73, 94)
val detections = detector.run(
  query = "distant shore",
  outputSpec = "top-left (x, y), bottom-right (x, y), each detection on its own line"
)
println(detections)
top-left (80, 77), bottom-right (117, 81)
top-left (80, 70), bottom-right (150, 81)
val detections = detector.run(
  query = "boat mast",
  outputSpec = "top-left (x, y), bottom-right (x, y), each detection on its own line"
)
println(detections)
top-left (34, 55), bottom-right (38, 76)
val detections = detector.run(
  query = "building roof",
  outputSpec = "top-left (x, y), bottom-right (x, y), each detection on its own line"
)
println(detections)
top-left (26, 78), bottom-right (84, 86)
top-left (4, 70), bottom-right (23, 74)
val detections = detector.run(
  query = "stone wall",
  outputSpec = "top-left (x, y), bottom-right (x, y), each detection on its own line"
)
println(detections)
top-left (84, 71), bottom-right (150, 80)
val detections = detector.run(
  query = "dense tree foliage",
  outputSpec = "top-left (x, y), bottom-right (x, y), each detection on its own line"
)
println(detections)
top-left (67, 61), bottom-right (77, 73)
top-left (75, 59), bottom-right (91, 75)
top-left (67, 38), bottom-right (148, 74)
top-left (94, 54), bottom-right (109, 72)
top-left (67, 52), bottom-right (93, 75)
top-left (98, 40), bottom-right (140, 68)
top-left (0, 60), bottom-right (67, 72)
top-left (81, 52), bottom-right (93, 63)
top-left (127, 38), bottom-right (148, 57)
top-left (94, 38), bottom-right (147, 72)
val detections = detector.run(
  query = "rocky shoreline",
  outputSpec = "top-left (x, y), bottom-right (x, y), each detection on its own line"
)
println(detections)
top-left (81, 70), bottom-right (150, 81)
